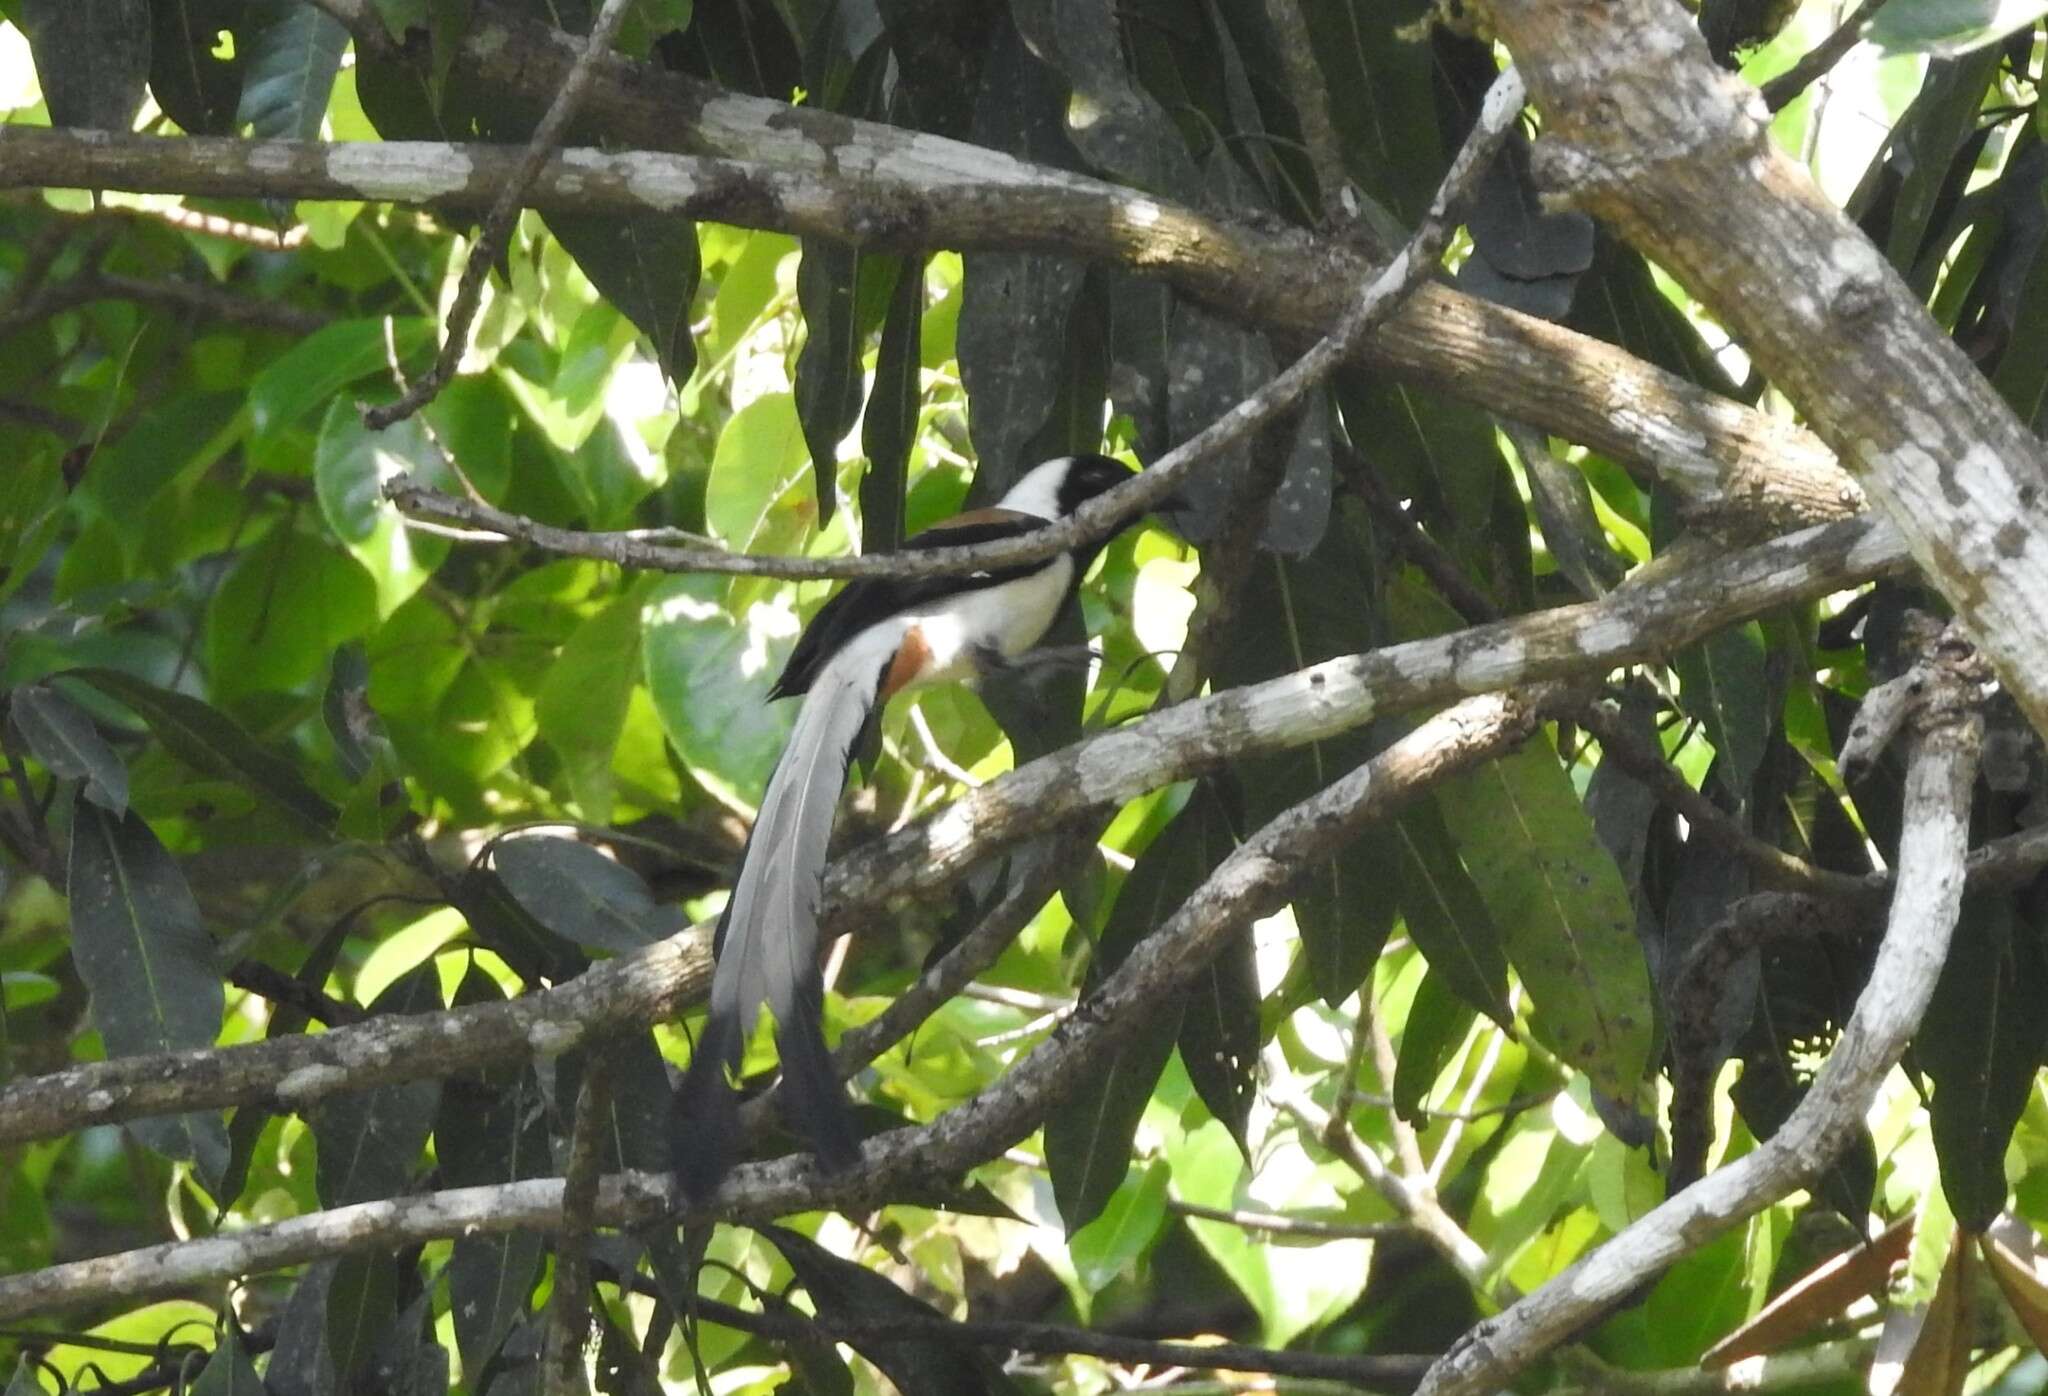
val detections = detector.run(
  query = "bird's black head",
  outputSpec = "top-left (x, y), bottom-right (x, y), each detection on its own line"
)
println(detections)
top-left (1053, 452), bottom-right (1139, 516)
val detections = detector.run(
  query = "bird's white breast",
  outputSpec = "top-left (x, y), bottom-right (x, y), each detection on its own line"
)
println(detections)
top-left (908, 555), bottom-right (1076, 686)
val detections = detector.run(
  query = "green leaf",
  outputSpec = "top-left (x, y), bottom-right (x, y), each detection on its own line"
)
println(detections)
top-left (535, 593), bottom-right (642, 824)
top-left (1439, 737), bottom-right (1655, 1100)
top-left (312, 966), bottom-right (442, 1206)
top-left (149, 0), bottom-right (246, 133)
top-left (1922, 892), bottom-right (2048, 1229)
top-left (491, 836), bottom-right (675, 955)
top-left (1392, 797), bottom-right (1511, 1025)
top-left (1673, 622), bottom-right (1770, 803)
top-left (1046, 783), bottom-right (1227, 1233)
top-left (234, 0), bottom-right (347, 140)
top-left (314, 399), bottom-right (450, 617)
top-left (11, 681), bottom-right (129, 813)
top-left (66, 805), bottom-right (229, 1178)
top-left (641, 574), bottom-right (793, 808)
top-left (6, 1357), bottom-right (48, 1396)
top-left (704, 393), bottom-right (815, 555)
top-left (1869, 0), bottom-right (2048, 54)
top-left (248, 319), bottom-right (432, 440)
top-left (957, 17), bottom-right (1087, 498)
top-left (0, 452), bottom-right (66, 608)
top-left (441, 1063), bottom-right (547, 1378)
top-left (859, 253), bottom-right (924, 554)
top-left (189, 1328), bottom-right (265, 1396)
top-left (1394, 967), bottom-right (1477, 1121)
top-left (1069, 1159), bottom-right (1169, 1292)
top-left (65, 668), bottom-right (338, 833)
top-left (1209, 513), bottom-right (1393, 1004)
top-left (1011, 0), bottom-right (1201, 196)
top-left (544, 212), bottom-right (701, 387)
top-left (325, 1251), bottom-right (401, 1388)
top-left (1298, 0), bottom-right (1445, 223)
top-left (762, 1226), bottom-right (1019, 1395)
top-left (206, 524), bottom-right (378, 701)
top-left (20, 0), bottom-right (150, 131)
top-left (1179, 916), bottom-right (1258, 1149)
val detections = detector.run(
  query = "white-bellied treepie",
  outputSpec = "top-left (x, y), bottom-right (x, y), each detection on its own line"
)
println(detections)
top-left (672, 453), bottom-right (1159, 1199)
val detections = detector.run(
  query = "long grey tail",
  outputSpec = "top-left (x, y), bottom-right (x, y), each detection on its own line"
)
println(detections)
top-left (671, 637), bottom-right (890, 1200)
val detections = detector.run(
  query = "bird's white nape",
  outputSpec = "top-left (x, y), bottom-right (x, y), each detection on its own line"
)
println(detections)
top-left (996, 456), bottom-right (1082, 521)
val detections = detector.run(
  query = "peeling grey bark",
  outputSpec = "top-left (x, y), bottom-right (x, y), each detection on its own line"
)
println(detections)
top-left (1481, 0), bottom-right (2048, 737)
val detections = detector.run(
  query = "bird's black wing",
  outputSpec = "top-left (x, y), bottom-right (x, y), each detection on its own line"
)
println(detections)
top-left (769, 513), bottom-right (1054, 699)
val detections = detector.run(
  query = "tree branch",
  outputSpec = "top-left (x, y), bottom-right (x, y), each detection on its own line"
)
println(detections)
top-left (1413, 655), bottom-right (1983, 1395)
top-left (0, 690), bottom-right (1544, 1317)
top-left (0, 511), bottom-right (1906, 1147)
top-left (1484, 0), bottom-right (2048, 738)
top-left (0, 123), bottom-right (1859, 540)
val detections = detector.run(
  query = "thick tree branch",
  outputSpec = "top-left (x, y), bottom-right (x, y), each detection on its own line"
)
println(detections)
top-left (1414, 660), bottom-right (1983, 1395)
top-left (0, 689), bottom-right (1543, 1318)
top-left (0, 124), bottom-right (1858, 541)
top-left (1483, 0), bottom-right (2048, 737)
top-left (0, 512), bottom-right (1906, 1147)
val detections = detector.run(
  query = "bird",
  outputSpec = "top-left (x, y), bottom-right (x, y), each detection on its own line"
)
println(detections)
top-left (672, 452), bottom-right (1162, 1200)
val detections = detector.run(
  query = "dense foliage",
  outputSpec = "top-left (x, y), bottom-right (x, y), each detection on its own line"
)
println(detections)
top-left (1, 0), bottom-right (2048, 1392)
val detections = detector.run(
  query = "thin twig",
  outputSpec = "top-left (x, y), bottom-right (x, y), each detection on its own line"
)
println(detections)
top-left (543, 1058), bottom-right (611, 1396)
top-left (678, 1290), bottom-right (1438, 1387)
top-left (1166, 1198), bottom-right (1412, 1241)
top-left (1259, 0), bottom-right (1354, 231)
top-left (362, 0), bottom-right (637, 428)
top-left (387, 67), bottom-right (1530, 581)
top-left (1574, 700), bottom-right (1868, 898)
top-left (1759, 0), bottom-right (1886, 112)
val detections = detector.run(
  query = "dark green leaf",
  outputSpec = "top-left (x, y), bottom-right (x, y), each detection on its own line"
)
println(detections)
top-left (1297, 0), bottom-right (1444, 222)
top-left (326, 1250), bottom-right (402, 1388)
top-left (449, 864), bottom-right (589, 984)
top-left (655, 0), bottom-right (801, 98)
top-left (1673, 622), bottom-right (1770, 803)
top-left (234, 0), bottom-right (347, 140)
top-left (860, 253), bottom-right (924, 553)
top-left (1011, 0), bottom-right (1201, 196)
top-left (11, 681), bottom-right (128, 812)
top-left (1921, 891), bottom-right (2048, 1229)
top-left (66, 804), bottom-right (229, 1176)
top-left (1394, 967), bottom-right (1477, 1121)
top-left (794, 246), bottom-right (897, 523)
top-left (1046, 784), bottom-right (1229, 1232)
top-left (148, 0), bottom-right (244, 132)
top-left (492, 836), bottom-right (674, 954)
top-left (1869, 0), bottom-right (2048, 54)
top-left (206, 524), bottom-right (379, 700)
top-left (1179, 912), bottom-right (1257, 1150)
top-left (1210, 509), bottom-right (1393, 1004)
top-left (957, 17), bottom-right (1086, 498)
top-left (761, 1226), bottom-right (1019, 1395)
top-left (1438, 738), bottom-right (1655, 1100)
top-left (1392, 797), bottom-right (1511, 1026)
top-left (66, 667), bottom-right (339, 833)
top-left (271, 1261), bottom-right (340, 1396)
top-left (20, 0), bottom-right (149, 131)
top-left (314, 399), bottom-right (452, 617)
top-left (248, 318), bottom-right (432, 441)
top-left (312, 966), bottom-right (442, 1206)
top-left (190, 1327), bottom-right (265, 1396)
top-left (545, 213), bottom-right (701, 387)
